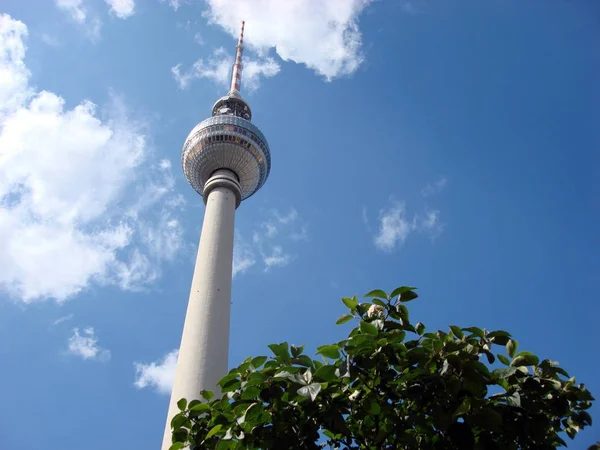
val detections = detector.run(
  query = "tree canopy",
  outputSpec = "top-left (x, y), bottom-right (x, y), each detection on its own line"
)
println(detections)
top-left (169, 286), bottom-right (594, 449)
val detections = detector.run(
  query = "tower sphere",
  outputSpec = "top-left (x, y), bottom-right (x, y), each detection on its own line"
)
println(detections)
top-left (181, 96), bottom-right (270, 203)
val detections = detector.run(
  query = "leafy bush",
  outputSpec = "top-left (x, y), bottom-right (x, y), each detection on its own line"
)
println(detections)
top-left (170, 286), bottom-right (594, 449)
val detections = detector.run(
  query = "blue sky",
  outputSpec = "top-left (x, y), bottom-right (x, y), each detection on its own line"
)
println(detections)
top-left (1, 0), bottom-right (599, 448)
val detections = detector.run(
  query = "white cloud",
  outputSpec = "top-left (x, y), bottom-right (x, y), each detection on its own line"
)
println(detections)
top-left (421, 177), bottom-right (447, 197)
top-left (262, 245), bottom-right (292, 270)
top-left (233, 234), bottom-right (256, 277)
top-left (54, 0), bottom-right (102, 39)
top-left (400, 0), bottom-right (426, 15)
top-left (418, 209), bottom-right (443, 240)
top-left (274, 208), bottom-right (297, 224)
top-left (242, 57), bottom-right (280, 91)
top-left (0, 15), bottom-right (31, 121)
top-left (53, 313), bottom-right (74, 325)
top-left (161, 0), bottom-right (186, 11)
top-left (233, 208), bottom-right (305, 276)
top-left (374, 201), bottom-right (414, 252)
top-left (40, 34), bottom-right (61, 47)
top-left (55, 0), bottom-right (87, 23)
top-left (112, 249), bottom-right (158, 291)
top-left (0, 15), bottom-right (183, 303)
top-left (371, 200), bottom-right (444, 252)
top-left (134, 349), bottom-right (178, 394)
top-left (290, 225), bottom-right (308, 241)
top-left (172, 47), bottom-right (230, 90)
top-left (172, 47), bottom-right (279, 92)
top-left (67, 327), bottom-right (111, 361)
top-left (202, 0), bottom-right (373, 80)
top-left (361, 206), bottom-right (371, 231)
top-left (105, 0), bottom-right (135, 19)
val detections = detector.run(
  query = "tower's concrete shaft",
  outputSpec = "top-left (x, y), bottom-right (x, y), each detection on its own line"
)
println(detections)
top-left (162, 20), bottom-right (270, 449)
top-left (161, 170), bottom-right (241, 450)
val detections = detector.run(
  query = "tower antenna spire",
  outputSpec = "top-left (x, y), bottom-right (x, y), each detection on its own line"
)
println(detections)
top-left (229, 20), bottom-right (245, 96)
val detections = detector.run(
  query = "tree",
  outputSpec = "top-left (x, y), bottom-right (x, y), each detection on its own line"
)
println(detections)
top-left (169, 286), bottom-right (594, 449)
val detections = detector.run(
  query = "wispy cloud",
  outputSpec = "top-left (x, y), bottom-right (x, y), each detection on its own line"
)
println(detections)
top-left (370, 199), bottom-right (444, 252)
top-left (290, 225), bottom-right (308, 241)
top-left (53, 314), bottom-right (74, 326)
top-left (421, 177), bottom-right (447, 197)
top-left (54, 0), bottom-right (102, 40)
top-left (262, 245), bottom-right (293, 271)
top-left (104, 0), bottom-right (135, 19)
top-left (362, 206), bottom-right (371, 231)
top-left (232, 233), bottom-right (256, 277)
top-left (233, 208), bottom-right (306, 276)
top-left (40, 33), bottom-right (60, 47)
top-left (374, 201), bottom-right (415, 252)
top-left (55, 0), bottom-right (87, 23)
top-left (134, 349), bottom-right (178, 394)
top-left (67, 327), bottom-right (111, 361)
top-left (172, 47), bottom-right (279, 92)
top-left (400, 0), bottom-right (426, 15)
top-left (0, 15), bottom-right (183, 302)
top-left (203, 0), bottom-right (373, 80)
top-left (418, 209), bottom-right (444, 240)
top-left (161, 0), bottom-right (186, 11)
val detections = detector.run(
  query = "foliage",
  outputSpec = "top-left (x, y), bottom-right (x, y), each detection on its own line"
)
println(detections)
top-left (170, 286), bottom-right (594, 449)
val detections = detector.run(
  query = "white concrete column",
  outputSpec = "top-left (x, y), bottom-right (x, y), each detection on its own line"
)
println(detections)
top-left (161, 170), bottom-right (241, 450)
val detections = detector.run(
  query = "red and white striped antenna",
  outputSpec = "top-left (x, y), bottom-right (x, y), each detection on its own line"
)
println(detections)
top-left (229, 20), bottom-right (245, 96)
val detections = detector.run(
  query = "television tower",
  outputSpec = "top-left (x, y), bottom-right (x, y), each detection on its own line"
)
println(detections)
top-left (161, 21), bottom-right (271, 449)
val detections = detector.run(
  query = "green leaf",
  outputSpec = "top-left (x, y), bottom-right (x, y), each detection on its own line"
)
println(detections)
top-left (492, 367), bottom-right (517, 379)
top-left (372, 298), bottom-right (387, 307)
top-left (317, 344), bottom-right (340, 359)
top-left (367, 400), bottom-right (381, 415)
top-left (342, 296), bottom-right (358, 310)
top-left (200, 390), bottom-right (213, 401)
top-left (268, 342), bottom-right (290, 360)
top-left (297, 382), bottom-right (322, 401)
top-left (487, 330), bottom-right (510, 339)
top-left (490, 335), bottom-right (510, 345)
top-left (293, 354), bottom-right (314, 367)
top-left (335, 314), bottom-right (354, 325)
top-left (498, 354), bottom-right (511, 366)
top-left (171, 413), bottom-right (188, 429)
top-left (488, 330), bottom-right (511, 346)
top-left (314, 364), bottom-right (338, 382)
top-left (400, 290), bottom-right (418, 302)
top-left (364, 289), bottom-right (388, 299)
top-left (177, 398), bottom-right (187, 411)
top-left (189, 402), bottom-right (210, 412)
top-left (511, 353), bottom-right (539, 367)
top-left (290, 344), bottom-right (304, 357)
top-left (172, 431), bottom-right (187, 444)
top-left (251, 356), bottom-right (267, 368)
top-left (415, 322), bottom-right (425, 335)
top-left (273, 370), bottom-right (295, 380)
top-left (453, 398), bottom-right (471, 417)
top-left (206, 424), bottom-right (222, 439)
top-left (450, 325), bottom-right (464, 339)
top-left (397, 304), bottom-right (409, 323)
top-left (359, 320), bottom-right (378, 336)
top-left (169, 444), bottom-right (185, 450)
top-left (506, 339), bottom-right (518, 358)
top-left (217, 373), bottom-right (239, 388)
top-left (390, 286), bottom-right (417, 298)
top-left (471, 408), bottom-right (502, 429)
top-left (506, 392), bottom-right (521, 407)
top-left (463, 327), bottom-right (484, 338)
